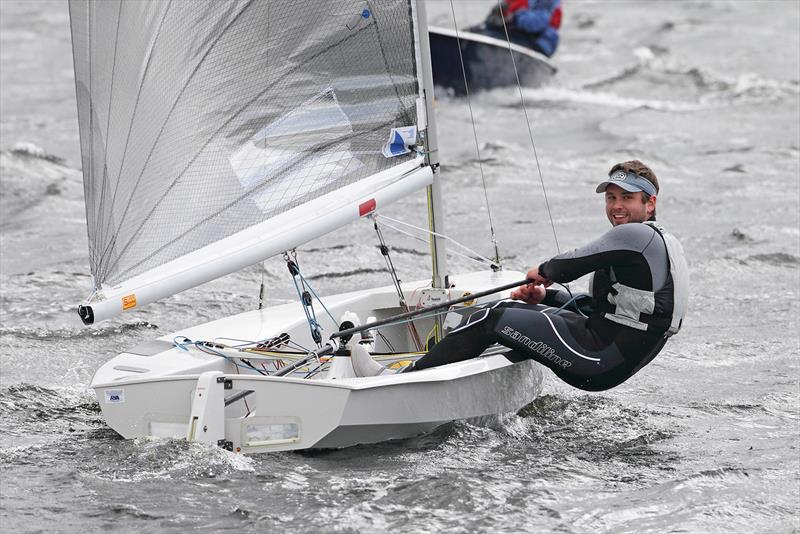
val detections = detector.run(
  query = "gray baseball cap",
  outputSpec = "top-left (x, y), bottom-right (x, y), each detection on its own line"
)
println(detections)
top-left (596, 170), bottom-right (658, 196)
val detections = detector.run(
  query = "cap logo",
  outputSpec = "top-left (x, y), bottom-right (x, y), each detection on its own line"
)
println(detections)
top-left (610, 171), bottom-right (628, 181)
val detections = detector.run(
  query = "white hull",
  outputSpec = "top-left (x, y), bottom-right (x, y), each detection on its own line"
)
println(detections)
top-left (91, 270), bottom-right (544, 453)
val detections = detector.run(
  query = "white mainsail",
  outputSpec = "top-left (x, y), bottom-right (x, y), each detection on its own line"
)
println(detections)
top-left (69, 0), bottom-right (433, 323)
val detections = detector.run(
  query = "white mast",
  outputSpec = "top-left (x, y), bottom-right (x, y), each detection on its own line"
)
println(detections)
top-left (416, 0), bottom-right (449, 295)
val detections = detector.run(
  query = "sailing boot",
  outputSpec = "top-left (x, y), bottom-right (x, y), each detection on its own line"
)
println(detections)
top-left (350, 343), bottom-right (392, 377)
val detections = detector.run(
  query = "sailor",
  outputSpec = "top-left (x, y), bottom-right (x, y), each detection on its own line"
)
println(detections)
top-left (352, 160), bottom-right (689, 392)
top-left (483, 0), bottom-right (562, 57)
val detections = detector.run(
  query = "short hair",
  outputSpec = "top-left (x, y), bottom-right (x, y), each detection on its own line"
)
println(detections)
top-left (609, 160), bottom-right (658, 220)
top-left (609, 160), bottom-right (659, 194)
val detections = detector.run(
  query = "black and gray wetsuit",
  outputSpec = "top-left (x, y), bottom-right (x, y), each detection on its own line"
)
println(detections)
top-left (411, 221), bottom-right (689, 391)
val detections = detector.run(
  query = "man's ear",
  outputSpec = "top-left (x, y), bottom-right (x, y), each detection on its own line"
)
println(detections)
top-left (646, 194), bottom-right (657, 217)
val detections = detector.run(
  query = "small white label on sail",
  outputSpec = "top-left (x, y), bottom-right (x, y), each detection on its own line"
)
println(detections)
top-left (382, 126), bottom-right (417, 158)
top-left (229, 87), bottom-right (363, 213)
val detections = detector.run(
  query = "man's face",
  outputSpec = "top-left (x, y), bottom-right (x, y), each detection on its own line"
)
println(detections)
top-left (604, 184), bottom-right (656, 226)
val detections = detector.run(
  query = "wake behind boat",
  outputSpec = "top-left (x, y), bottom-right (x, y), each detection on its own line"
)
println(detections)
top-left (429, 25), bottom-right (557, 95)
top-left (69, 0), bottom-right (544, 454)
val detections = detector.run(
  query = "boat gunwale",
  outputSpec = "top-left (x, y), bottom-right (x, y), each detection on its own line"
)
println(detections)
top-left (90, 353), bottom-right (524, 391)
top-left (427, 25), bottom-right (557, 71)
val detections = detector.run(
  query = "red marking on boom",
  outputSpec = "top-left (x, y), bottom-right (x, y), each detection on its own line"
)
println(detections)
top-left (359, 199), bottom-right (376, 216)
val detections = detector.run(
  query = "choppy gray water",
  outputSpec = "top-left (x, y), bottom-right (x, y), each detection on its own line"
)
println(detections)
top-left (1, 1), bottom-right (798, 532)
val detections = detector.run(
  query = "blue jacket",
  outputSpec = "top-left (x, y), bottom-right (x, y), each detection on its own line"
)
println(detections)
top-left (512, 0), bottom-right (561, 57)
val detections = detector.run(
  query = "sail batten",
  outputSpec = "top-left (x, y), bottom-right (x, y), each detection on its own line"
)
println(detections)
top-left (70, 0), bottom-right (425, 321)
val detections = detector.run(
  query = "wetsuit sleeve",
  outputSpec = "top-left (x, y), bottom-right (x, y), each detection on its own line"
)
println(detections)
top-left (513, 0), bottom-right (556, 34)
top-left (539, 223), bottom-right (659, 284)
top-left (541, 288), bottom-right (572, 306)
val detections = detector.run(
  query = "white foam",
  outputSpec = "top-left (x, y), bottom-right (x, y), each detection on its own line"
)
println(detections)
top-left (520, 86), bottom-right (706, 112)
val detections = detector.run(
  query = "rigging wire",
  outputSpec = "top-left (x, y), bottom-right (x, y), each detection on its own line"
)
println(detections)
top-left (173, 335), bottom-right (322, 384)
top-left (372, 216), bottom-right (408, 301)
top-left (376, 220), bottom-right (491, 268)
top-left (495, 0), bottom-right (562, 255)
top-left (374, 214), bottom-right (497, 268)
top-left (211, 334), bottom-right (310, 354)
top-left (371, 215), bottom-right (424, 350)
top-left (172, 336), bottom-right (268, 375)
top-left (448, 0), bottom-right (502, 267)
top-left (377, 330), bottom-right (396, 353)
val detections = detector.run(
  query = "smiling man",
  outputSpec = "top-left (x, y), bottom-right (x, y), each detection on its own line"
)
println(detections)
top-left (352, 160), bottom-right (689, 392)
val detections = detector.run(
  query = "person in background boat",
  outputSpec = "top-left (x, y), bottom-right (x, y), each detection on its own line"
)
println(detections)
top-left (352, 160), bottom-right (688, 392)
top-left (482, 0), bottom-right (562, 57)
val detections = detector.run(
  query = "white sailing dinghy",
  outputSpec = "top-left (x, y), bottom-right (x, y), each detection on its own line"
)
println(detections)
top-left (70, 0), bottom-right (543, 453)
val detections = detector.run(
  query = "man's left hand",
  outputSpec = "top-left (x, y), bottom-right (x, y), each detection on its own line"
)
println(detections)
top-left (510, 266), bottom-right (552, 304)
top-left (511, 283), bottom-right (546, 304)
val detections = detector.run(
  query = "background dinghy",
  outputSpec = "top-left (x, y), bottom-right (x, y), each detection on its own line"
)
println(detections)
top-left (429, 25), bottom-right (557, 95)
